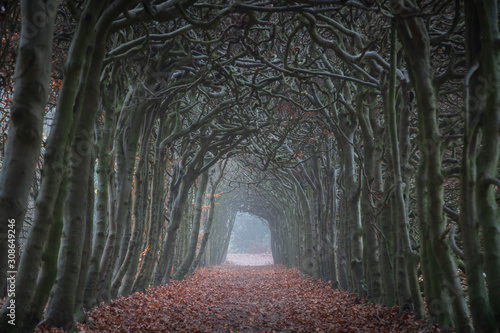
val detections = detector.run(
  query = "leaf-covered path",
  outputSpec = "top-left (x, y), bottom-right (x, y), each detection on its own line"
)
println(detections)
top-left (59, 262), bottom-right (443, 333)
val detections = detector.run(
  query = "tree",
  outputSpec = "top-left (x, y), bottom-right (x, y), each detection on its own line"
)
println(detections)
top-left (0, 0), bottom-right (57, 296)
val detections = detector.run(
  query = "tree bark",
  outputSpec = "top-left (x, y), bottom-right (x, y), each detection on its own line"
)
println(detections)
top-left (475, 0), bottom-right (500, 328)
top-left (73, 154), bottom-right (95, 322)
top-left (339, 116), bottom-right (363, 294)
top-left (113, 108), bottom-right (155, 297)
top-left (97, 92), bottom-right (144, 302)
top-left (459, 1), bottom-right (497, 331)
top-left (385, 22), bottom-right (424, 318)
top-left (22, 177), bottom-right (65, 331)
top-left (391, 2), bottom-right (473, 331)
top-left (153, 172), bottom-right (196, 285)
top-left (42, 16), bottom-right (106, 327)
top-left (192, 162), bottom-right (226, 270)
top-left (83, 99), bottom-right (116, 309)
top-left (0, 0), bottom-right (105, 328)
top-left (356, 90), bottom-right (382, 302)
top-left (0, 0), bottom-right (58, 294)
top-left (132, 115), bottom-right (170, 293)
top-left (174, 170), bottom-right (209, 280)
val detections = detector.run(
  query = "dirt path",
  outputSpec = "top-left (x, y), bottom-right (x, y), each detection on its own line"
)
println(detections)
top-left (225, 252), bottom-right (274, 266)
top-left (59, 264), bottom-right (442, 333)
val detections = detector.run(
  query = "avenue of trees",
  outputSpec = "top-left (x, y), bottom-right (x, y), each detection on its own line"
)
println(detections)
top-left (0, 1), bottom-right (499, 332)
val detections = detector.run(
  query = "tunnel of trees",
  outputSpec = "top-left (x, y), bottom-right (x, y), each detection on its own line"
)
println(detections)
top-left (229, 212), bottom-right (271, 254)
top-left (0, 0), bottom-right (499, 332)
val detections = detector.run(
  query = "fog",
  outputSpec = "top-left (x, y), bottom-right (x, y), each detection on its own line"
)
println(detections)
top-left (229, 212), bottom-right (271, 254)
top-left (226, 212), bottom-right (273, 266)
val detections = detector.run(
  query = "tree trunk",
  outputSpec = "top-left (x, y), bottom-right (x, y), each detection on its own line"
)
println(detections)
top-left (459, 2), bottom-right (498, 331)
top-left (392, 2), bottom-right (473, 331)
top-left (42, 22), bottom-right (105, 327)
top-left (192, 162), bottom-right (226, 270)
top-left (0, 0), bottom-right (58, 292)
top-left (311, 153), bottom-right (329, 281)
top-left (73, 156), bottom-right (95, 322)
top-left (379, 193), bottom-right (396, 306)
top-left (337, 194), bottom-right (348, 291)
top-left (475, 1), bottom-right (500, 328)
top-left (327, 163), bottom-right (339, 289)
top-left (113, 109), bottom-right (155, 297)
top-left (153, 173), bottom-right (196, 285)
top-left (22, 177), bottom-right (65, 331)
top-left (174, 170), bottom-right (209, 280)
top-left (339, 124), bottom-right (363, 294)
top-left (385, 22), bottom-right (424, 318)
top-left (0, 0), bottom-right (105, 327)
top-left (113, 203), bottom-right (132, 281)
top-left (357, 91), bottom-right (382, 302)
top-left (83, 100), bottom-right (116, 309)
top-left (97, 95), bottom-right (144, 302)
top-left (288, 170), bottom-right (315, 276)
top-left (132, 115), bottom-right (170, 293)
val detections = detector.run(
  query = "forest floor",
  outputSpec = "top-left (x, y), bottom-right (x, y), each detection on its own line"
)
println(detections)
top-left (35, 253), bottom-right (443, 332)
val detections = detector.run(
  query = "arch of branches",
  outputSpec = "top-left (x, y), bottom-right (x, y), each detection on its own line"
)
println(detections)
top-left (0, 1), bottom-right (499, 332)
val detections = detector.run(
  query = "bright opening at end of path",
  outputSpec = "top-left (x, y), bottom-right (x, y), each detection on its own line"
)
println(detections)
top-left (226, 212), bottom-right (274, 266)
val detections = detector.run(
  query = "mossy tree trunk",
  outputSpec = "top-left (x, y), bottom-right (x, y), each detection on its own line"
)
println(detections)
top-left (22, 175), bottom-right (65, 331)
top-left (41, 5), bottom-right (116, 325)
top-left (73, 152), bottom-right (95, 322)
top-left (153, 158), bottom-right (198, 286)
top-left (83, 88), bottom-right (118, 309)
top-left (459, 1), bottom-right (497, 331)
top-left (131, 114), bottom-right (170, 293)
top-left (0, 0), bottom-right (58, 293)
top-left (391, 2), bottom-right (472, 331)
top-left (174, 170), bottom-right (209, 280)
top-left (97, 87), bottom-right (145, 303)
top-left (0, 0), bottom-right (105, 329)
top-left (474, 0), bottom-right (500, 329)
top-left (338, 111), bottom-right (363, 295)
top-left (112, 107), bottom-right (156, 297)
top-left (356, 90), bottom-right (382, 302)
top-left (192, 161), bottom-right (227, 270)
top-left (384, 22), bottom-right (424, 318)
